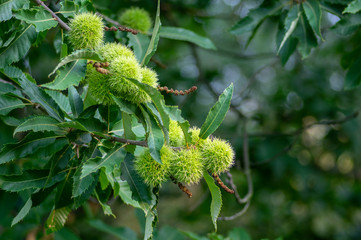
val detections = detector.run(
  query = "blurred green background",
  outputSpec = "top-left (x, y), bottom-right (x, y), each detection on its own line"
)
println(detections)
top-left (1, 0), bottom-right (361, 239)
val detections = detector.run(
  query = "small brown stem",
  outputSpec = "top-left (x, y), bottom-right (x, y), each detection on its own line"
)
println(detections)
top-left (170, 176), bottom-right (192, 198)
top-left (212, 173), bottom-right (234, 194)
top-left (97, 12), bottom-right (138, 35)
top-left (158, 85), bottom-right (197, 96)
top-left (34, 0), bottom-right (71, 31)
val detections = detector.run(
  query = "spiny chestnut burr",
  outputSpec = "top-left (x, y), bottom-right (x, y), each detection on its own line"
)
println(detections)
top-left (69, 13), bottom-right (104, 50)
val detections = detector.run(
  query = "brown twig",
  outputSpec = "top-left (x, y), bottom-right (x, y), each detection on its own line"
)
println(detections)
top-left (34, 0), bottom-right (71, 31)
top-left (158, 85), bottom-right (197, 96)
top-left (151, 57), bottom-right (167, 69)
top-left (96, 12), bottom-right (138, 35)
top-left (170, 176), bottom-right (192, 198)
top-left (218, 121), bottom-right (253, 221)
top-left (212, 173), bottom-right (234, 194)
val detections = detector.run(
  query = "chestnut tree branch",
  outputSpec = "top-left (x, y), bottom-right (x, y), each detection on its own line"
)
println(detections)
top-left (34, 0), bottom-right (71, 31)
top-left (218, 121), bottom-right (253, 220)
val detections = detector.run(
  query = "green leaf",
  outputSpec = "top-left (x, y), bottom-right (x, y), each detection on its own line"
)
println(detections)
top-left (45, 144), bottom-right (73, 188)
top-left (227, 228), bottom-right (252, 240)
top-left (164, 105), bottom-right (191, 146)
top-left (0, 81), bottom-right (21, 95)
top-left (128, 33), bottom-right (150, 62)
top-left (199, 83), bottom-right (233, 139)
top-left (46, 206), bottom-right (71, 233)
top-left (59, 0), bottom-right (79, 17)
top-left (88, 219), bottom-right (138, 240)
top-left (145, 102), bottom-right (169, 145)
top-left (180, 231), bottom-right (208, 240)
top-left (120, 153), bottom-right (152, 204)
top-left (0, 24), bottom-right (37, 66)
top-left (203, 171), bottom-right (222, 231)
top-left (19, 76), bottom-right (64, 122)
top-left (14, 7), bottom-right (58, 32)
top-left (0, 132), bottom-right (62, 164)
top-left (141, 0), bottom-right (161, 66)
top-left (343, 0), bottom-right (361, 14)
top-left (0, 94), bottom-right (26, 115)
top-left (230, 1), bottom-right (284, 35)
top-left (156, 226), bottom-right (186, 240)
top-left (72, 167), bottom-right (96, 198)
top-left (144, 209), bottom-right (156, 240)
top-left (68, 85), bottom-right (83, 118)
top-left (276, 22), bottom-right (298, 66)
top-left (14, 116), bottom-right (62, 135)
top-left (55, 228), bottom-right (81, 240)
top-left (49, 49), bottom-right (103, 77)
top-left (122, 112), bottom-right (137, 153)
top-left (81, 144), bottom-right (126, 179)
top-left (303, 0), bottom-right (323, 40)
top-left (44, 89), bottom-right (72, 115)
top-left (331, 14), bottom-right (361, 36)
top-left (0, 170), bottom-right (66, 192)
top-left (112, 96), bottom-right (138, 115)
top-left (94, 190), bottom-right (115, 217)
top-left (11, 197), bottom-right (32, 226)
top-left (277, 5), bottom-right (300, 54)
top-left (159, 26), bottom-right (216, 50)
top-left (123, 76), bottom-right (169, 133)
top-left (141, 106), bottom-right (164, 164)
top-left (0, 65), bottom-right (27, 85)
top-left (58, 118), bottom-right (107, 135)
top-left (293, 13), bottom-right (318, 59)
top-left (0, 0), bottom-right (29, 21)
top-left (114, 176), bottom-right (142, 209)
top-left (345, 55), bottom-right (361, 89)
top-left (43, 60), bottom-right (87, 90)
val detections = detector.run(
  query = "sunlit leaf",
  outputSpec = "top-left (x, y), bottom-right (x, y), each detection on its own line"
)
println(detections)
top-left (343, 0), bottom-right (361, 14)
top-left (46, 206), bottom-right (72, 233)
top-left (141, 0), bottom-right (161, 66)
top-left (159, 26), bottom-right (216, 50)
top-left (277, 5), bottom-right (300, 54)
top-left (0, 94), bottom-right (27, 115)
top-left (43, 60), bottom-right (87, 90)
top-left (14, 116), bottom-right (62, 134)
top-left (0, 24), bottom-right (37, 66)
top-left (0, 0), bottom-right (29, 21)
top-left (199, 83), bottom-right (233, 139)
top-left (14, 7), bottom-right (58, 32)
top-left (81, 144), bottom-right (126, 179)
top-left (49, 49), bottom-right (103, 77)
top-left (11, 197), bottom-right (32, 226)
top-left (128, 33), bottom-right (150, 62)
top-left (203, 171), bottom-right (222, 231)
top-left (141, 106), bottom-right (164, 164)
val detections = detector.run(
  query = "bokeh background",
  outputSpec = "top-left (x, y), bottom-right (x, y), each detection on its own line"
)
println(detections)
top-left (1, 0), bottom-right (361, 239)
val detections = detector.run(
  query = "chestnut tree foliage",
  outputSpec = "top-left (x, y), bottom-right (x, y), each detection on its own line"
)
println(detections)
top-left (1, 0), bottom-right (361, 239)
